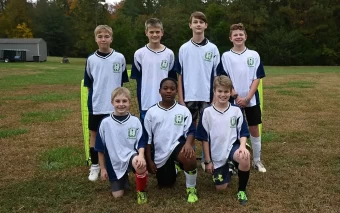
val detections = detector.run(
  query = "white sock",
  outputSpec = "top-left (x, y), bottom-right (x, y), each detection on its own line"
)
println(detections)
top-left (250, 135), bottom-right (261, 162)
top-left (184, 169), bottom-right (197, 188)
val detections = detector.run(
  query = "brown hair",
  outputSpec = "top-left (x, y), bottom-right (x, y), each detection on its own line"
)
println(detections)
top-left (145, 18), bottom-right (163, 30)
top-left (213, 75), bottom-right (233, 91)
top-left (111, 87), bottom-right (131, 102)
top-left (189, 11), bottom-right (207, 23)
top-left (94, 25), bottom-right (113, 37)
top-left (229, 23), bottom-right (246, 36)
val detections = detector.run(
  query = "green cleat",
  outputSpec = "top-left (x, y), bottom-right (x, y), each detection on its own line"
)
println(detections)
top-left (237, 191), bottom-right (248, 205)
top-left (186, 187), bottom-right (198, 203)
top-left (137, 191), bottom-right (147, 204)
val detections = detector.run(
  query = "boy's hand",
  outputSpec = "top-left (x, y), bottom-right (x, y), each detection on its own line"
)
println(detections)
top-left (134, 155), bottom-right (146, 169)
top-left (101, 168), bottom-right (108, 181)
top-left (181, 142), bottom-right (195, 158)
top-left (236, 97), bottom-right (247, 108)
top-left (237, 146), bottom-right (250, 159)
top-left (205, 162), bottom-right (214, 174)
top-left (146, 160), bottom-right (157, 174)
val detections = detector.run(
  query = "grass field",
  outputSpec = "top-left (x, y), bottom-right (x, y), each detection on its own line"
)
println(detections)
top-left (0, 57), bottom-right (339, 212)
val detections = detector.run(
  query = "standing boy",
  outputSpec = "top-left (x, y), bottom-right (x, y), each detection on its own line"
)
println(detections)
top-left (218, 23), bottom-right (266, 172)
top-left (144, 78), bottom-right (198, 203)
top-left (196, 76), bottom-right (251, 205)
top-left (95, 87), bottom-right (148, 204)
top-left (84, 25), bottom-right (129, 181)
top-left (175, 11), bottom-right (220, 169)
top-left (131, 18), bottom-right (177, 122)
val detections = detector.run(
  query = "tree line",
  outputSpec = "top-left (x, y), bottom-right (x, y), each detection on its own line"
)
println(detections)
top-left (0, 0), bottom-right (339, 65)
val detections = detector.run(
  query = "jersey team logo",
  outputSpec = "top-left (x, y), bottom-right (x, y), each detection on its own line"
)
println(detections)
top-left (160, 60), bottom-right (169, 70)
top-left (113, 62), bottom-right (121, 73)
top-left (128, 128), bottom-right (138, 139)
top-left (174, 114), bottom-right (184, 126)
top-left (247, 57), bottom-right (255, 67)
top-left (230, 116), bottom-right (237, 128)
top-left (204, 51), bottom-right (213, 62)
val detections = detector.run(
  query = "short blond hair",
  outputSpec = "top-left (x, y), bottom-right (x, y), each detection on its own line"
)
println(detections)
top-left (229, 23), bottom-right (246, 36)
top-left (145, 18), bottom-right (163, 30)
top-left (213, 75), bottom-right (233, 91)
top-left (190, 11), bottom-right (207, 23)
top-left (111, 87), bottom-right (131, 102)
top-left (94, 25), bottom-right (113, 37)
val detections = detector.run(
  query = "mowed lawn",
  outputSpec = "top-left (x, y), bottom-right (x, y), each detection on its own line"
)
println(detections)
top-left (0, 57), bottom-right (339, 213)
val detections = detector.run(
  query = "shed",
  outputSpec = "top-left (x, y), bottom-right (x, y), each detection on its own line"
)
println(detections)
top-left (0, 38), bottom-right (47, 62)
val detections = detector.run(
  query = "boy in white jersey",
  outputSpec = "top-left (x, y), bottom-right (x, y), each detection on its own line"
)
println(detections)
top-left (84, 25), bottom-right (129, 181)
top-left (196, 76), bottom-right (251, 205)
top-left (144, 78), bottom-right (198, 203)
top-left (95, 87), bottom-right (148, 204)
top-left (218, 23), bottom-right (266, 172)
top-left (175, 11), bottom-right (220, 169)
top-left (131, 18), bottom-right (177, 122)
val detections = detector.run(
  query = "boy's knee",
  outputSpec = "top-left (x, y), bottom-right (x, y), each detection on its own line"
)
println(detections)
top-left (112, 190), bottom-right (124, 198)
top-left (216, 183), bottom-right (228, 191)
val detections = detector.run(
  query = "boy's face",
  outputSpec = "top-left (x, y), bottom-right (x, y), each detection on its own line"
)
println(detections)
top-left (229, 29), bottom-right (247, 47)
top-left (189, 17), bottom-right (207, 35)
top-left (95, 31), bottom-right (112, 51)
top-left (145, 26), bottom-right (163, 45)
top-left (159, 80), bottom-right (177, 102)
top-left (214, 86), bottom-right (231, 105)
top-left (112, 94), bottom-right (130, 116)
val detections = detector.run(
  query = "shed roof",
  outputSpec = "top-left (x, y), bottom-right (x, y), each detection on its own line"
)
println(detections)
top-left (0, 38), bottom-right (44, 44)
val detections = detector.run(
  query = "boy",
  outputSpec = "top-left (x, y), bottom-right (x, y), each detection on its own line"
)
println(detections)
top-left (95, 87), bottom-right (148, 204)
top-left (196, 76), bottom-right (251, 205)
top-left (84, 25), bottom-right (129, 181)
top-left (131, 18), bottom-right (177, 122)
top-left (144, 78), bottom-right (198, 203)
top-left (218, 23), bottom-right (266, 172)
top-left (175, 11), bottom-right (220, 169)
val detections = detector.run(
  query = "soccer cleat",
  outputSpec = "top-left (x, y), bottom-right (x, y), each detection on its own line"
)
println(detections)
top-left (88, 164), bottom-right (100, 181)
top-left (137, 191), bottom-right (147, 204)
top-left (253, 160), bottom-right (267, 173)
top-left (186, 187), bottom-right (198, 203)
top-left (237, 191), bottom-right (248, 205)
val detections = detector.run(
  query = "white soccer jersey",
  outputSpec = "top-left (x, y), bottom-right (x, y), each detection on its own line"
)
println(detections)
top-left (84, 50), bottom-right (128, 114)
top-left (95, 113), bottom-right (144, 180)
top-left (131, 45), bottom-right (176, 111)
top-left (144, 102), bottom-right (195, 168)
top-left (196, 104), bottom-right (249, 169)
top-left (176, 39), bottom-right (220, 102)
top-left (219, 48), bottom-right (265, 107)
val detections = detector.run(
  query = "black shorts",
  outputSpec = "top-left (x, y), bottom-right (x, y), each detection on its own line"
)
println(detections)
top-left (244, 105), bottom-right (262, 126)
top-left (110, 154), bottom-right (137, 192)
top-left (156, 143), bottom-right (184, 187)
top-left (88, 113), bottom-right (109, 131)
top-left (185, 101), bottom-right (210, 121)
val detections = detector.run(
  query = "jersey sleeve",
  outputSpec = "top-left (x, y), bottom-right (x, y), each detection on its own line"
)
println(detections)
top-left (213, 46), bottom-right (220, 76)
top-left (143, 110), bottom-right (153, 145)
top-left (237, 108), bottom-right (250, 138)
top-left (174, 47), bottom-right (183, 75)
top-left (84, 59), bottom-right (93, 88)
top-left (121, 56), bottom-right (129, 84)
top-left (195, 109), bottom-right (209, 142)
top-left (217, 53), bottom-right (229, 77)
top-left (168, 52), bottom-right (178, 80)
top-left (94, 124), bottom-right (105, 153)
top-left (256, 61), bottom-right (266, 79)
top-left (136, 120), bottom-right (145, 149)
top-left (131, 51), bottom-right (141, 79)
top-left (184, 110), bottom-right (195, 137)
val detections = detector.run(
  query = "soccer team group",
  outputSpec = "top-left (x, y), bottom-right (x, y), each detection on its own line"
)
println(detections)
top-left (83, 11), bottom-right (266, 205)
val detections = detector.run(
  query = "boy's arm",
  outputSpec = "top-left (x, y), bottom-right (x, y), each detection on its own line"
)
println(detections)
top-left (95, 128), bottom-right (108, 180)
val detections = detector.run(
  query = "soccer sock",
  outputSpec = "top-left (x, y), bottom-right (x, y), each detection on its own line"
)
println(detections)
top-left (184, 169), bottom-right (197, 188)
top-left (90, 147), bottom-right (98, 165)
top-left (250, 135), bottom-right (261, 162)
top-left (135, 170), bottom-right (148, 192)
top-left (238, 169), bottom-right (250, 192)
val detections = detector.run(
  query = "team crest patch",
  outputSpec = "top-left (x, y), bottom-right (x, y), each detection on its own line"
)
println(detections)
top-left (128, 128), bottom-right (138, 139)
top-left (113, 62), bottom-right (121, 73)
top-left (230, 116), bottom-right (237, 128)
top-left (160, 60), bottom-right (169, 70)
top-left (247, 57), bottom-right (255, 67)
top-left (174, 114), bottom-right (184, 126)
top-left (204, 51), bottom-right (213, 62)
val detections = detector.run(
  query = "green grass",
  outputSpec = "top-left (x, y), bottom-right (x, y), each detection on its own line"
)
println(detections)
top-left (0, 128), bottom-right (28, 138)
top-left (0, 92), bottom-right (79, 102)
top-left (0, 115), bottom-right (5, 119)
top-left (21, 109), bottom-right (72, 123)
top-left (39, 147), bottom-right (84, 171)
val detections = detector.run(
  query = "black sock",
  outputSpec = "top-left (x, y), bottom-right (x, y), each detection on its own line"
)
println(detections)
top-left (90, 147), bottom-right (98, 165)
top-left (238, 169), bottom-right (250, 192)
